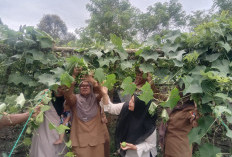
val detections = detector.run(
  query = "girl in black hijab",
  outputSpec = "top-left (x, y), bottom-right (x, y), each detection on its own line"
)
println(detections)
top-left (101, 92), bottom-right (157, 157)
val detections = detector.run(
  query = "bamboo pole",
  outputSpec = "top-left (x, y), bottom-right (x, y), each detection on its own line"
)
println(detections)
top-left (53, 46), bottom-right (163, 54)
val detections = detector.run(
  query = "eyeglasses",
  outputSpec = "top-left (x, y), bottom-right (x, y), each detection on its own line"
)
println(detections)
top-left (80, 85), bottom-right (90, 88)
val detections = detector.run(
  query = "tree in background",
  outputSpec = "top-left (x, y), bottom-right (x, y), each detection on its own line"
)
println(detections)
top-left (187, 10), bottom-right (211, 31)
top-left (0, 18), bottom-right (3, 25)
top-left (213, 0), bottom-right (232, 13)
top-left (60, 32), bottom-right (76, 46)
top-left (75, 27), bottom-right (93, 47)
top-left (135, 0), bottom-right (186, 40)
top-left (80, 0), bottom-right (137, 43)
top-left (37, 14), bottom-right (68, 40)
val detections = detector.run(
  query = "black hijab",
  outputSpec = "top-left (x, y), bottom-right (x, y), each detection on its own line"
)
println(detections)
top-left (115, 95), bottom-right (157, 156)
top-left (51, 91), bottom-right (65, 117)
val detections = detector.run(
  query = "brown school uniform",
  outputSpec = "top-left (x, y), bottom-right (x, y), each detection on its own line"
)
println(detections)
top-left (70, 106), bottom-right (109, 157)
top-left (164, 105), bottom-right (196, 157)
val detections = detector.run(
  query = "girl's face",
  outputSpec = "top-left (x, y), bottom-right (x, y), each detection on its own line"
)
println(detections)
top-left (128, 96), bottom-right (135, 111)
top-left (55, 86), bottom-right (64, 97)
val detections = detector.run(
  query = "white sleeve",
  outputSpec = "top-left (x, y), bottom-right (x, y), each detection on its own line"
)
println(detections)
top-left (100, 96), bottom-right (124, 115)
top-left (135, 129), bottom-right (157, 157)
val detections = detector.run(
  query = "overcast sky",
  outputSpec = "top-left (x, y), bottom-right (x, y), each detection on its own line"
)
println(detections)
top-left (0, 0), bottom-right (213, 32)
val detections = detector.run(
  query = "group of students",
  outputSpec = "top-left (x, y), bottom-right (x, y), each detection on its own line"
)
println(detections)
top-left (0, 68), bottom-right (198, 157)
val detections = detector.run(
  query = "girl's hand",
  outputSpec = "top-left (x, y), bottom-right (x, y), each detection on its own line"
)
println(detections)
top-left (101, 86), bottom-right (108, 95)
top-left (72, 67), bottom-right (82, 77)
top-left (32, 105), bottom-right (41, 118)
top-left (84, 75), bottom-right (98, 87)
top-left (120, 142), bottom-right (137, 150)
top-left (60, 82), bottom-right (76, 98)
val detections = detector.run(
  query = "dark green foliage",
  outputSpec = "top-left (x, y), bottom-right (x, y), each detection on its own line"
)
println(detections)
top-left (0, 25), bottom-right (61, 100)
top-left (213, 0), bottom-right (232, 13)
top-left (136, 0), bottom-right (186, 40)
top-left (76, 0), bottom-right (137, 45)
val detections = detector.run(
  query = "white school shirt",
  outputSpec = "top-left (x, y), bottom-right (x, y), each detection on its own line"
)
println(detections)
top-left (100, 99), bottom-right (157, 157)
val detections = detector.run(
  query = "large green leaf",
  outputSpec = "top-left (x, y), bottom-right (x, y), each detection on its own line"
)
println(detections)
top-left (110, 34), bottom-right (128, 59)
top-left (218, 41), bottom-right (231, 52)
top-left (103, 74), bottom-right (116, 90)
top-left (190, 66), bottom-right (206, 75)
top-left (172, 59), bottom-right (183, 67)
top-left (39, 37), bottom-right (53, 49)
top-left (162, 43), bottom-right (181, 54)
top-left (138, 82), bottom-right (154, 104)
top-left (198, 116), bottom-right (215, 133)
top-left (182, 76), bottom-right (203, 95)
top-left (108, 56), bottom-right (120, 64)
top-left (226, 128), bottom-right (232, 139)
top-left (184, 82), bottom-right (203, 94)
top-left (98, 58), bottom-right (110, 67)
top-left (165, 31), bottom-right (181, 43)
top-left (199, 143), bottom-right (221, 157)
top-left (210, 27), bottom-right (224, 37)
top-left (121, 77), bottom-right (137, 96)
top-left (32, 51), bottom-right (44, 61)
top-left (135, 49), bottom-right (143, 56)
top-left (25, 56), bottom-right (34, 64)
top-left (15, 93), bottom-right (25, 108)
top-left (161, 87), bottom-right (180, 109)
top-left (8, 73), bottom-right (37, 87)
top-left (60, 72), bottom-right (75, 88)
top-left (211, 59), bottom-right (230, 77)
top-left (227, 34), bottom-right (232, 41)
top-left (213, 106), bottom-right (232, 118)
top-left (140, 50), bottom-right (159, 61)
top-left (88, 49), bottom-right (103, 58)
top-left (38, 73), bottom-right (57, 87)
top-left (205, 53), bottom-right (221, 62)
top-left (188, 127), bottom-right (202, 144)
top-left (49, 123), bottom-right (70, 134)
top-left (110, 34), bottom-right (122, 48)
top-left (26, 49), bottom-right (46, 63)
top-left (139, 63), bottom-right (154, 73)
top-left (214, 93), bottom-right (232, 102)
top-left (121, 61), bottom-right (133, 70)
top-left (56, 124), bottom-right (70, 134)
top-left (226, 115), bottom-right (232, 123)
top-left (94, 68), bottom-right (105, 83)
top-left (50, 67), bottom-right (65, 78)
top-left (188, 116), bottom-right (215, 145)
top-left (168, 50), bottom-right (185, 61)
top-left (117, 49), bottom-right (128, 60)
top-left (4, 95), bottom-right (18, 106)
top-left (103, 41), bottom-right (115, 52)
top-left (0, 103), bottom-right (6, 113)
